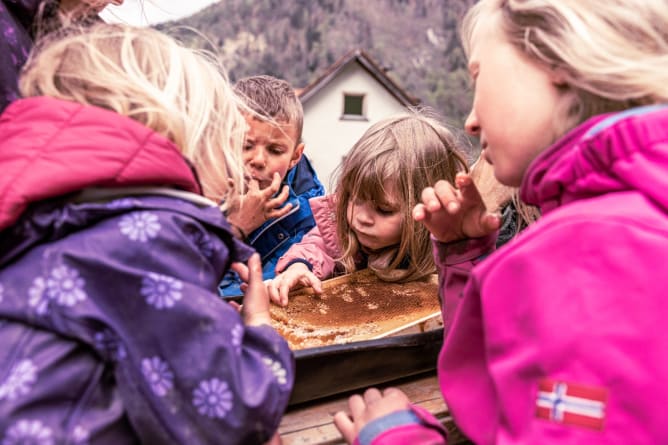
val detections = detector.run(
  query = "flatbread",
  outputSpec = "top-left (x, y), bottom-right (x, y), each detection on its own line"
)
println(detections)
top-left (270, 269), bottom-right (442, 349)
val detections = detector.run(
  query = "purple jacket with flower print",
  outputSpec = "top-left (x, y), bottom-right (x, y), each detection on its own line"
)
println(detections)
top-left (0, 97), bottom-right (294, 444)
top-left (0, 0), bottom-right (43, 113)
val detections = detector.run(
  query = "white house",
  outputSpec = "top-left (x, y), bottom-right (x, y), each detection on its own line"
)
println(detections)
top-left (298, 49), bottom-right (420, 191)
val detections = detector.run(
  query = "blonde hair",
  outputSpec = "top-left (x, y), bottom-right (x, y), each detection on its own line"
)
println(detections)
top-left (19, 23), bottom-right (247, 201)
top-left (233, 75), bottom-right (304, 143)
top-left (461, 0), bottom-right (668, 135)
top-left (333, 109), bottom-right (469, 282)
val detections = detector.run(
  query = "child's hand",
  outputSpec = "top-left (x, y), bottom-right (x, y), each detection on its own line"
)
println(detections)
top-left (413, 172), bottom-right (501, 243)
top-left (226, 172), bottom-right (292, 235)
top-left (266, 262), bottom-right (322, 307)
top-left (262, 432), bottom-right (282, 445)
top-left (333, 387), bottom-right (411, 444)
top-left (231, 253), bottom-right (271, 326)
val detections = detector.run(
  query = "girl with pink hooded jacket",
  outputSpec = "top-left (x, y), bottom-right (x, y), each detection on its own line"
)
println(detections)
top-left (266, 110), bottom-right (469, 308)
top-left (334, 0), bottom-right (668, 444)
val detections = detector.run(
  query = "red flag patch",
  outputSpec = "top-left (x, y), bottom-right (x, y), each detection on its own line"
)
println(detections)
top-left (536, 378), bottom-right (608, 431)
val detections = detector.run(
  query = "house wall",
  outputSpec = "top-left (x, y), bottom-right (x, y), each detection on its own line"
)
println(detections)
top-left (301, 63), bottom-right (408, 192)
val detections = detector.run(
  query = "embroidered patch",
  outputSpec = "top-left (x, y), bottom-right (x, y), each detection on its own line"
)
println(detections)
top-left (536, 378), bottom-right (608, 430)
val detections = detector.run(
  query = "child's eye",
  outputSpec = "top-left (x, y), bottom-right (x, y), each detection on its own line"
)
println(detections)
top-left (269, 145), bottom-right (285, 155)
top-left (376, 206), bottom-right (397, 216)
top-left (243, 142), bottom-right (254, 151)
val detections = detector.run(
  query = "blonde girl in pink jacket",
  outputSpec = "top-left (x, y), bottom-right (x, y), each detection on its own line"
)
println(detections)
top-left (334, 0), bottom-right (668, 444)
top-left (267, 109), bottom-right (469, 306)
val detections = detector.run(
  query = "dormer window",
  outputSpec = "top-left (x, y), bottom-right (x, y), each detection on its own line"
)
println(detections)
top-left (341, 93), bottom-right (367, 120)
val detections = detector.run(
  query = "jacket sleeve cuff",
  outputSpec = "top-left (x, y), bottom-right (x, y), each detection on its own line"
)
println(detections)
top-left (355, 406), bottom-right (447, 445)
top-left (280, 258), bottom-right (314, 273)
top-left (432, 232), bottom-right (497, 266)
top-left (356, 410), bottom-right (420, 445)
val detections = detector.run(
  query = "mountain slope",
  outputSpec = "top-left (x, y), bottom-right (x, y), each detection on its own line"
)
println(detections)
top-left (163, 0), bottom-right (476, 127)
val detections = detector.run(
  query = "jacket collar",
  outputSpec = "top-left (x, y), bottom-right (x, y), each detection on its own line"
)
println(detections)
top-left (0, 96), bottom-right (201, 230)
top-left (521, 104), bottom-right (668, 214)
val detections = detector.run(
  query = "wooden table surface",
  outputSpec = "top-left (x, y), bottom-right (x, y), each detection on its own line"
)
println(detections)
top-left (278, 372), bottom-right (472, 445)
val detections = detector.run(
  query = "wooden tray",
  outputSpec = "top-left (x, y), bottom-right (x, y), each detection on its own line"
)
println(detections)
top-left (267, 269), bottom-right (445, 405)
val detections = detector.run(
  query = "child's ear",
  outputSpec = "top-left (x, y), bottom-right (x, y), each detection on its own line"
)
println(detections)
top-left (289, 142), bottom-right (305, 169)
top-left (549, 66), bottom-right (569, 88)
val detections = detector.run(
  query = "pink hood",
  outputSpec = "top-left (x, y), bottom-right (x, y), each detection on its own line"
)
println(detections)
top-left (522, 104), bottom-right (668, 214)
top-left (0, 97), bottom-right (200, 230)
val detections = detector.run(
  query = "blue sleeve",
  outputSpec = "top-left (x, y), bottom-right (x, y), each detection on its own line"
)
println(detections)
top-left (355, 407), bottom-right (448, 445)
top-left (41, 209), bottom-right (294, 443)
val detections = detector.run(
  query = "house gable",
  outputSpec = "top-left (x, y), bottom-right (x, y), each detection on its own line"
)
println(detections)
top-left (299, 49), bottom-right (420, 190)
top-left (299, 48), bottom-right (419, 107)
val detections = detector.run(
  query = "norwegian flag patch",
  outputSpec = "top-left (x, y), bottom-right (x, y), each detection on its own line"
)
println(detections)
top-left (536, 378), bottom-right (608, 431)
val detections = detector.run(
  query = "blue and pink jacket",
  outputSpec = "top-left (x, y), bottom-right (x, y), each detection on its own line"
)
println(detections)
top-left (218, 156), bottom-right (325, 296)
top-left (356, 105), bottom-right (668, 444)
top-left (0, 97), bottom-right (294, 444)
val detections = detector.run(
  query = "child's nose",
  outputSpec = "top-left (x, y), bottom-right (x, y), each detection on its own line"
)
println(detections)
top-left (465, 110), bottom-right (480, 136)
top-left (249, 150), bottom-right (266, 168)
top-left (354, 205), bottom-right (373, 225)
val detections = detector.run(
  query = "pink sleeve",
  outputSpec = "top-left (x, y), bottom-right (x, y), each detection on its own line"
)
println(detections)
top-left (275, 225), bottom-right (337, 279)
top-left (433, 233), bottom-right (497, 332)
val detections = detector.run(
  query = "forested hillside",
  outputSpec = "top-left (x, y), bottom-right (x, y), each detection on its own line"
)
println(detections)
top-left (163, 0), bottom-right (476, 127)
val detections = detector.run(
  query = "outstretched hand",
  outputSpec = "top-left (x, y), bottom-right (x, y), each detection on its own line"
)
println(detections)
top-left (225, 172), bottom-right (292, 235)
top-left (333, 387), bottom-right (411, 444)
top-left (231, 253), bottom-right (271, 326)
top-left (266, 262), bottom-right (322, 306)
top-left (413, 172), bottom-right (501, 243)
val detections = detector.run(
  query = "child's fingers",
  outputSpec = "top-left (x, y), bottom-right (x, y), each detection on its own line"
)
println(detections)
top-left (363, 387), bottom-right (382, 404)
top-left (266, 280), bottom-right (282, 305)
top-left (266, 186), bottom-right (290, 210)
top-left (296, 272), bottom-right (321, 295)
top-left (412, 203), bottom-right (427, 222)
top-left (333, 411), bottom-right (355, 444)
top-left (457, 173), bottom-right (486, 209)
top-left (348, 394), bottom-right (367, 420)
top-left (420, 186), bottom-right (441, 213)
top-left (247, 177), bottom-right (261, 193)
top-left (242, 254), bottom-right (265, 300)
top-left (230, 261), bottom-right (249, 282)
top-left (482, 212), bottom-right (502, 233)
top-left (241, 254), bottom-right (271, 326)
top-left (247, 252), bottom-right (262, 270)
top-left (262, 172), bottom-right (283, 197)
top-left (309, 274), bottom-right (323, 294)
top-left (383, 387), bottom-right (410, 403)
top-left (265, 202), bottom-right (292, 219)
top-left (278, 280), bottom-right (293, 306)
top-left (432, 180), bottom-right (460, 213)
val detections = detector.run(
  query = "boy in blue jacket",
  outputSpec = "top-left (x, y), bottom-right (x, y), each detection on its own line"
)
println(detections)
top-left (220, 75), bottom-right (325, 296)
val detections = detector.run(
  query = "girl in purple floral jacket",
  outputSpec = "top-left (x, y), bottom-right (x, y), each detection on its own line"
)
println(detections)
top-left (0, 23), bottom-right (293, 444)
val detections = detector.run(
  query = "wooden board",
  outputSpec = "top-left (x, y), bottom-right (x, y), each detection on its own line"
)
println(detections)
top-left (270, 270), bottom-right (441, 349)
top-left (279, 373), bottom-right (472, 445)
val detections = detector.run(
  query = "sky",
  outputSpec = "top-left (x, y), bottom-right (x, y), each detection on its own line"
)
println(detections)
top-left (99, 0), bottom-right (220, 26)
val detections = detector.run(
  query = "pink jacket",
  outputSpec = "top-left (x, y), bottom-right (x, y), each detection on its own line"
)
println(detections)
top-left (0, 96), bottom-right (199, 229)
top-left (358, 105), bottom-right (668, 444)
top-left (275, 194), bottom-right (342, 278)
